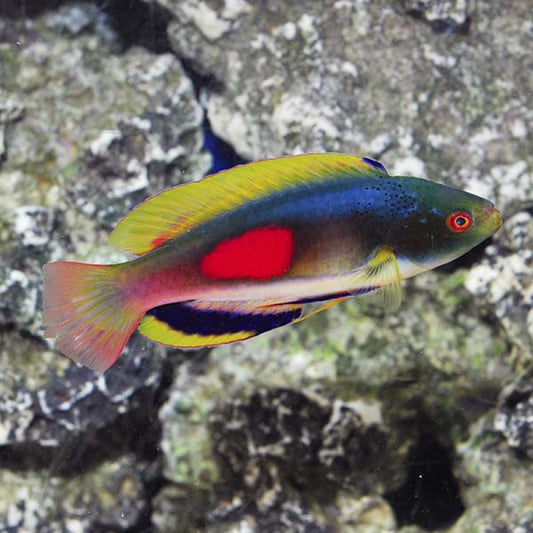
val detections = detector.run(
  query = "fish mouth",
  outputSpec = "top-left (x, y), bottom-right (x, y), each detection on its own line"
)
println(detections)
top-left (484, 204), bottom-right (502, 232)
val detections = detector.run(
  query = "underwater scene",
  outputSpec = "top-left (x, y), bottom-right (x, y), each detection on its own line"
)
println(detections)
top-left (0, 1), bottom-right (532, 532)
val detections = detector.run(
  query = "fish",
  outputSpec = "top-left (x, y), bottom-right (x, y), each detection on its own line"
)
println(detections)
top-left (42, 153), bottom-right (502, 372)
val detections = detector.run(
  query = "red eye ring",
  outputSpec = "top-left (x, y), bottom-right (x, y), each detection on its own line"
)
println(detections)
top-left (446, 211), bottom-right (472, 232)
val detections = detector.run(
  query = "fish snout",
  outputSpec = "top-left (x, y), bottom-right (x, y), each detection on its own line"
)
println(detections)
top-left (483, 204), bottom-right (502, 231)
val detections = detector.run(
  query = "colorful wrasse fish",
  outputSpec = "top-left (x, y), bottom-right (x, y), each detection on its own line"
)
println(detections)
top-left (43, 153), bottom-right (501, 372)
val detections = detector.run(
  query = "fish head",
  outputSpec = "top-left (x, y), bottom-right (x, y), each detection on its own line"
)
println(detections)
top-left (389, 178), bottom-right (501, 274)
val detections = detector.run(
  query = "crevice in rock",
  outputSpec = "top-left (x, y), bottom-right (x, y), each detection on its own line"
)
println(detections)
top-left (202, 118), bottom-right (248, 174)
top-left (399, 1), bottom-right (471, 35)
top-left (99, 0), bottom-right (242, 174)
top-left (99, 1), bottom-right (240, 175)
top-left (384, 432), bottom-right (465, 530)
top-left (0, 442), bottom-right (55, 472)
top-left (0, 0), bottom-right (67, 18)
top-left (98, 0), bottom-right (173, 53)
top-left (406, 9), bottom-right (471, 35)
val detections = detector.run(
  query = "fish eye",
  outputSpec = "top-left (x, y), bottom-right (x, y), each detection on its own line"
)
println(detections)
top-left (446, 211), bottom-right (472, 233)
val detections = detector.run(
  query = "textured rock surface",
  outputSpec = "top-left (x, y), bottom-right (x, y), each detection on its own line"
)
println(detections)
top-left (208, 388), bottom-right (396, 530)
top-left (466, 211), bottom-right (533, 364)
top-left (0, 3), bottom-right (206, 532)
top-left (165, 0), bottom-right (532, 213)
top-left (0, 454), bottom-right (152, 532)
top-left (450, 377), bottom-right (533, 532)
top-left (0, 1), bottom-right (209, 334)
top-left (0, 1), bottom-right (532, 532)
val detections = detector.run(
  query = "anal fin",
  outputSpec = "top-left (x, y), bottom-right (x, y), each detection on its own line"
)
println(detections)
top-left (139, 300), bottom-right (303, 348)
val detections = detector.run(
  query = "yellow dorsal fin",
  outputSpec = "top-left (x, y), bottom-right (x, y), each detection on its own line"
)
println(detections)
top-left (108, 153), bottom-right (388, 255)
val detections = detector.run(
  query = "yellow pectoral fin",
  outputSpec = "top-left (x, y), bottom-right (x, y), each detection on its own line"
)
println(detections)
top-left (350, 246), bottom-right (403, 309)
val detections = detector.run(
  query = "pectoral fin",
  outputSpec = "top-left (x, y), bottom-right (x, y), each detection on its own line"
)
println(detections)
top-left (352, 246), bottom-right (403, 309)
top-left (260, 246), bottom-right (402, 312)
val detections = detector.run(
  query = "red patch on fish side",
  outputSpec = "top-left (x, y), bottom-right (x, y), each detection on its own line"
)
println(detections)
top-left (201, 226), bottom-right (294, 280)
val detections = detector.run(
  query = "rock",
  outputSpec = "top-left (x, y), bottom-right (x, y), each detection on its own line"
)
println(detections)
top-left (158, 342), bottom-right (411, 529)
top-left (334, 494), bottom-right (397, 532)
top-left (398, 0), bottom-right (470, 32)
top-left (494, 377), bottom-right (533, 460)
top-left (164, 0), bottom-right (531, 213)
top-left (0, 5), bottom-right (206, 532)
top-left (466, 212), bottom-right (533, 363)
top-left (0, 330), bottom-right (166, 471)
top-left (0, 264), bottom-right (41, 331)
top-left (0, 454), bottom-right (151, 532)
top-left (152, 483), bottom-right (210, 533)
top-left (1, 2), bottom-right (207, 227)
top-left (207, 388), bottom-right (398, 530)
top-left (0, 2), bottom-right (209, 333)
top-left (0, 1), bottom-right (65, 18)
top-left (452, 406), bottom-right (533, 532)
top-left (158, 350), bottom-right (220, 489)
top-left (1, 1), bottom-right (532, 532)
top-left (210, 388), bottom-right (393, 493)
top-left (43, 2), bottom-right (111, 37)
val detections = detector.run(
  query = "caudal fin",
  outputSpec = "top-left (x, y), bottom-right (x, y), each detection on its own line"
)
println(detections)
top-left (42, 261), bottom-right (143, 372)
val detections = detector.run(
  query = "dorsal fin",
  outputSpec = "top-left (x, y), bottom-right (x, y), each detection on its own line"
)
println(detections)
top-left (362, 157), bottom-right (389, 174)
top-left (108, 153), bottom-right (388, 255)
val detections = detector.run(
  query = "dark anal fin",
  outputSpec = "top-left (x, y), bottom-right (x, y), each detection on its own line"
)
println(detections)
top-left (139, 300), bottom-right (303, 348)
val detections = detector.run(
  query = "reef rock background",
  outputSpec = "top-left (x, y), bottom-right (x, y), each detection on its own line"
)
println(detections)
top-left (0, 1), bottom-right (532, 532)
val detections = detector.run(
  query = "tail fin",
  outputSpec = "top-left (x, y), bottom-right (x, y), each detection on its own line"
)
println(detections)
top-left (42, 261), bottom-right (143, 373)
